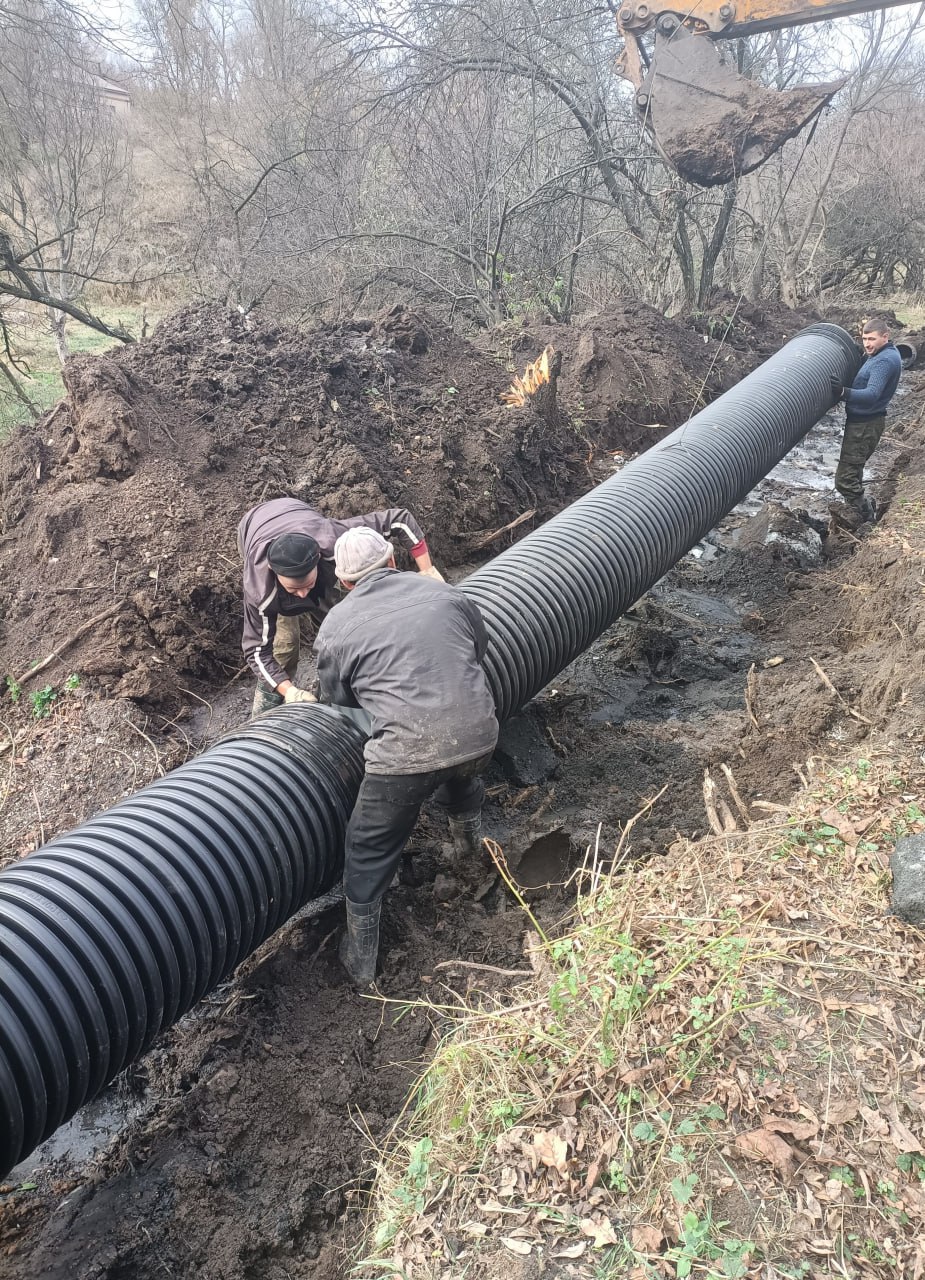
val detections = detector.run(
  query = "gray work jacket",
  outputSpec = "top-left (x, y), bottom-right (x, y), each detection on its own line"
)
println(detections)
top-left (313, 569), bottom-right (499, 775)
top-left (237, 498), bottom-right (425, 689)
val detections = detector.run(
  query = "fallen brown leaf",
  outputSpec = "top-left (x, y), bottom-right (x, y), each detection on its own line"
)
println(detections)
top-left (734, 1128), bottom-right (797, 1182)
top-left (532, 1129), bottom-right (570, 1174)
top-left (823, 998), bottom-right (881, 1017)
top-left (500, 1236), bottom-right (532, 1255)
top-left (620, 1061), bottom-right (664, 1086)
top-left (580, 1215), bottom-right (620, 1247)
top-left (825, 1099), bottom-right (859, 1125)
top-left (631, 1225), bottom-right (663, 1253)
top-left (886, 1103), bottom-right (923, 1154)
top-left (859, 1104), bottom-right (890, 1137)
top-left (764, 1115), bottom-right (818, 1141)
top-left (550, 1241), bottom-right (587, 1259)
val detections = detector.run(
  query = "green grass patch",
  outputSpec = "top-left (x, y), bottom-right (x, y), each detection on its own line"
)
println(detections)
top-left (1, 302), bottom-right (167, 439)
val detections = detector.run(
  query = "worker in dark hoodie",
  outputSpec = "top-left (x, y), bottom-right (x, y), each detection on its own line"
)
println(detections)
top-left (237, 498), bottom-right (442, 716)
top-left (833, 318), bottom-right (903, 523)
top-left (313, 527), bottom-right (498, 987)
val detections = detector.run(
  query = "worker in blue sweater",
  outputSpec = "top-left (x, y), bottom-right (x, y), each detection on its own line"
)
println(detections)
top-left (834, 319), bottom-right (903, 523)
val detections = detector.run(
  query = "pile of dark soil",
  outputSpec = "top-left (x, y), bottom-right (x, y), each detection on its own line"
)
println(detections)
top-left (691, 288), bottom-right (822, 358)
top-left (485, 296), bottom-right (755, 455)
top-left (0, 299), bottom-right (756, 714)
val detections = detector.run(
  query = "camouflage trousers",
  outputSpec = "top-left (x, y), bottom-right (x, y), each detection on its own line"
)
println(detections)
top-left (834, 415), bottom-right (886, 503)
top-left (250, 614), bottom-right (302, 717)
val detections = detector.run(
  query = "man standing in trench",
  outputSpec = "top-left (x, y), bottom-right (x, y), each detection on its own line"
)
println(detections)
top-left (313, 527), bottom-right (499, 987)
top-left (238, 497), bottom-right (442, 716)
top-left (834, 318), bottom-right (903, 523)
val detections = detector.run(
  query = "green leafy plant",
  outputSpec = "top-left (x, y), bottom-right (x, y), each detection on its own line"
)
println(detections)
top-left (667, 1206), bottom-right (753, 1279)
top-left (898, 1152), bottom-right (925, 1182)
top-left (4, 675), bottom-right (21, 703)
top-left (28, 684), bottom-right (57, 718)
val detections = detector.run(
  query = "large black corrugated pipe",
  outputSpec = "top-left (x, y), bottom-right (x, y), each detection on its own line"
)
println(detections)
top-left (0, 707), bottom-right (366, 1175)
top-left (460, 322), bottom-right (860, 720)
top-left (0, 323), bottom-right (859, 1178)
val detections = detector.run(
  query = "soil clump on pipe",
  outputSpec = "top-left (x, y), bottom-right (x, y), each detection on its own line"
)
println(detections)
top-left (1, 305), bottom-right (924, 1278)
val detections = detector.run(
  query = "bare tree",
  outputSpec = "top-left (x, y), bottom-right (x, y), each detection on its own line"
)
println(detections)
top-left (0, 0), bottom-right (137, 361)
top-left (756, 8), bottom-right (925, 305)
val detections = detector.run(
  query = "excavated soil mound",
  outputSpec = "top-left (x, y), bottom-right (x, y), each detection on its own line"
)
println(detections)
top-left (691, 288), bottom-right (822, 359)
top-left (483, 296), bottom-right (754, 455)
top-left (0, 299), bottom-right (756, 712)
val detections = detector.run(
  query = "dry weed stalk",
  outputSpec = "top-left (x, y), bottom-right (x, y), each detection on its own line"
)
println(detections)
top-left (357, 754), bottom-right (925, 1280)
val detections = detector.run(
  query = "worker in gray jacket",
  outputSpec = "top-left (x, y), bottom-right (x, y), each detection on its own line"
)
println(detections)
top-left (237, 497), bottom-right (442, 716)
top-left (314, 527), bottom-right (499, 986)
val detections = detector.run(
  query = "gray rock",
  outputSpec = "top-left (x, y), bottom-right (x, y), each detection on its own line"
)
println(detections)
top-left (890, 834), bottom-right (925, 924)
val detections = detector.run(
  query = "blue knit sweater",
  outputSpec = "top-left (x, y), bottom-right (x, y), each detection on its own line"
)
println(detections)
top-left (844, 342), bottom-right (902, 420)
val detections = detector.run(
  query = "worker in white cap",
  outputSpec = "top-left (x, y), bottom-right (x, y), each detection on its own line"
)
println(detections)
top-left (313, 527), bottom-right (498, 986)
top-left (237, 497), bottom-right (442, 717)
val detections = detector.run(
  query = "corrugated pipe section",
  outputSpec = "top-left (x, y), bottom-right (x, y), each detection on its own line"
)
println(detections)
top-left (462, 322), bottom-right (860, 720)
top-left (0, 709), bottom-right (367, 1175)
top-left (0, 323), bottom-right (859, 1177)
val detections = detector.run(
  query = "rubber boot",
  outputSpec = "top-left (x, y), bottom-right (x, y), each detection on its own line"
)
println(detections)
top-left (831, 498), bottom-right (864, 530)
top-left (447, 811), bottom-right (483, 876)
top-left (251, 682), bottom-right (284, 718)
top-left (860, 495), bottom-right (878, 524)
top-left (339, 898), bottom-right (381, 987)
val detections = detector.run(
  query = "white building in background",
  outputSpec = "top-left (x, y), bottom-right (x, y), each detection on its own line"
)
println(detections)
top-left (94, 74), bottom-right (131, 115)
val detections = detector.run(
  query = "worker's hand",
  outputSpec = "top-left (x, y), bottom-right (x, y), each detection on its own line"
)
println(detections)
top-left (418, 565), bottom-right (445, 583)
top-left (830, 378), bottom-right (845, 401)
top-left (283, 685), bottom-right (318, 704)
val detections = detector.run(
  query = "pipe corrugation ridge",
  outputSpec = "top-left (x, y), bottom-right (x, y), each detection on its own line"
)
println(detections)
top-left (0, 323), bottom-right (860, 1176)
top-left (0, 707), bottom-right (367, 1173)
top-left (461, 323), bottom-right (858, 719)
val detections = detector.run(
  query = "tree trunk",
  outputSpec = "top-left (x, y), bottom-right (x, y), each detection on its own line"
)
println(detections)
top-left (697, 183), bottom-right (737, 310)
top-left (561, 174), bottom-right (589, 322)
top-left (744, 174), bottom-right (767, 303)
top-left (50, 309), bottom-right (69, 365)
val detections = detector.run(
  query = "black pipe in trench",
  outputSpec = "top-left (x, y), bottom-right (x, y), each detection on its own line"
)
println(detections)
top-left (0, 323), bottom-right (860, 1176)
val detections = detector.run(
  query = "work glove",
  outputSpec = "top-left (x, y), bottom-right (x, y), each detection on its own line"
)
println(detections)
top-left (283, 686), bottom-right (318, 704)
top-left (830, 378), bottom-right (844, 401)
top-left (419, 565), bottom-right (445, 582)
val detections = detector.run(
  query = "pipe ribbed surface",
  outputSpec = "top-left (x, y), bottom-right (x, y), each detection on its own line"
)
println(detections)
top-left (0, 707), bottom-right (366, 1175)
top-left (0, 323), bottom-right (859, 1177)
top-left (461, 322), bottom-right (860, 720)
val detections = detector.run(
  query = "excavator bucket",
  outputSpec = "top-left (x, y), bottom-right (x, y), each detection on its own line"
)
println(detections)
top-left (634, 24), bottom-right (844, 186)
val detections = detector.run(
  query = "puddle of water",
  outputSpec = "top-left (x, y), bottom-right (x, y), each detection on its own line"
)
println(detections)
top-left (589, 673), bottom-right (648, 722)
top-left (514, 830), bottom-right (572, 888)
top-left (10, 1082), bottom-right (149, 1181)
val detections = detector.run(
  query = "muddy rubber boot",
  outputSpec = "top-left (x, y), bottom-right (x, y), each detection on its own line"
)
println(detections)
top-left (251, 682), bottom-right (284, 718)
top-left (860, 495), bottom-right (878, 524)
top-left (447, 812), bottom-right (484, 877)
top-left (339, 898), bottom-right (381, 988)
top-left (830, 498), bottom-right (863, 530)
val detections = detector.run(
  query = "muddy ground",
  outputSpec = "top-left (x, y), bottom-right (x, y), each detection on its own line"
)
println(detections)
top-left (0, 300), bottom-right (923, 1278)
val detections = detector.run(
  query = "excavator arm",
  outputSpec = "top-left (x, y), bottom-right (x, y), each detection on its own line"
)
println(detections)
top-left (616, 0), bottom-right (919, 185)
